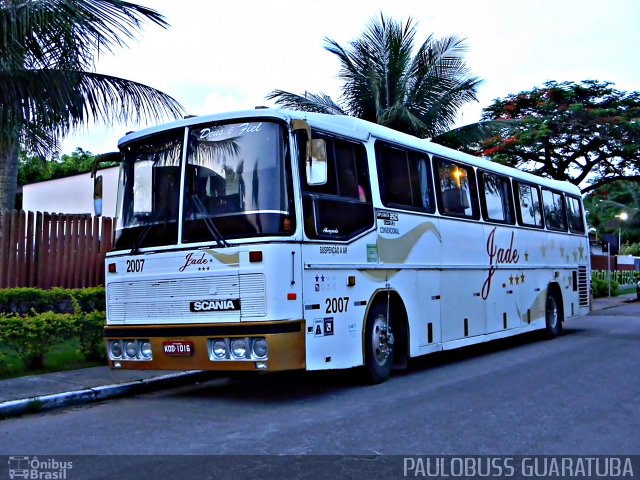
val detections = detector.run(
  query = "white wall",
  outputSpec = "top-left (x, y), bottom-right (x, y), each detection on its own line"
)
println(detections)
top-left (617, 255), bottom-right (638, 267)
top-left (22, 166), bottom-right (119, 218)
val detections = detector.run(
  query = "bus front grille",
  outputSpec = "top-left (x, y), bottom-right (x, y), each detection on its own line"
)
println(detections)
top-left (107, 274), bottom-right (266, 323)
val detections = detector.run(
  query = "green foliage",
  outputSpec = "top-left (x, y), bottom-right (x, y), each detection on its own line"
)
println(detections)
top-left (621, 242), bottom-right (640, 256)
top-left (591, 277), bottom-right (619, 298)
top-left (75, 310), bottom-right (107, 362)
top-left (584, 181), bottom-right (640, 245)
top-left (17, 148), bottom-right (115, 185)
top-left (453, 80), bottom-right (640, 194)
top-left (0, 287), bottom-right (105, 315)
top-left (0, 312), bottom-right (76, 369)
top-left (0, 287), bottom-right (107, 375)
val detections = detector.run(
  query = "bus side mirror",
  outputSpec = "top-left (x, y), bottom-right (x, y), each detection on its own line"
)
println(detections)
top-left (306, 139), bottom-right (327, 186)
top-left (291, 119), bottom-right (328, 186)
top-left (94, 175), bottom-right (103, 217)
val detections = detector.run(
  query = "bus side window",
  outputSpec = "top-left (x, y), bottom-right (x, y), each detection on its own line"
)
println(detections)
top-left (566, 195), bottom-right (585, 233)
top-left (435, 157), bottom-right (478, 219)
top-left (515, 182), bottom-right (543, 227)
top-left (479, 171), bottom-right (515, 224)
top-left (300, 131), bottom-right (373, 239)
top-left (542, 188), bottom-right (568, 231)
top-left (376, 141), bottom-right (435, 212)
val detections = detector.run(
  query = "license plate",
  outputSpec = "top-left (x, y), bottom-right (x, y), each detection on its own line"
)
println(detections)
top-left (163, 340), bottom-right (194, 356)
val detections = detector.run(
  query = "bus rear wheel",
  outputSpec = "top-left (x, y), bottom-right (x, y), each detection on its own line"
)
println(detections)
top-left (545, 291), bottom-right (563, 338)
top-left (363, 303), bottom-right (395, 383)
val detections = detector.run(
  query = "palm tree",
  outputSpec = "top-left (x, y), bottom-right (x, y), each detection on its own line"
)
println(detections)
top-left (0, 0), bottom-right (185, 214)
top-left (267, 14), bottom-right (482, 139)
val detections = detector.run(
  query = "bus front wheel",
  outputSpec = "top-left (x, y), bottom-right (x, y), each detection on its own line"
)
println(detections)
top-left (545, 291), bottom-right (563, 338)
top-left (363, 303), bottom-right (395, 383)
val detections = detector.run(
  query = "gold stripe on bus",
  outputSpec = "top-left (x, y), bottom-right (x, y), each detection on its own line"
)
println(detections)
top-left (376, 222), bottom-right (441, 264)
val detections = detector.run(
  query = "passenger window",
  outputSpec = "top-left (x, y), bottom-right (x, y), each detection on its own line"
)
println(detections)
top-left (302, 131), bottom-right (370, 202)
top-left (566, 195), bottom-right (585, 234)
top-left (479, 171), bottom-right (514, 224)
top-left (299, 131), bottom-right (374, 240)
top-left (376, 142), bottom-right (435, 212)
top-left (542, 189), bottom-right (567, 231)
top-left (515, 182), bottom-right (543, 228)
top-left (435, 157), bottom-right (478, 219)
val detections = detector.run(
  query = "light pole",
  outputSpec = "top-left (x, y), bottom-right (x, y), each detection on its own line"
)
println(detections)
top-left (616, 212), bottom-right (629, 253)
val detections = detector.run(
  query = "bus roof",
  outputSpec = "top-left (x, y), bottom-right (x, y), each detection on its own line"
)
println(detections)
top-left (118, 108), bottom-right (582, 197)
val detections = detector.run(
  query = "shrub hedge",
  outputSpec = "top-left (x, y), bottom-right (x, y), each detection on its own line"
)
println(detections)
top-left (0, 288), bottom-right (106, 376)
top-left (0, 287), bottom-right (105, 315)
top-left (591, 277), bottom-right (619, 298)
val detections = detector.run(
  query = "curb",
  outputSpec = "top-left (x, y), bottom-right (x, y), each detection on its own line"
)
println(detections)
top-left (591, 296), bottom-right (638, 312)
top-left (0, 370), bottom-right (211, 419)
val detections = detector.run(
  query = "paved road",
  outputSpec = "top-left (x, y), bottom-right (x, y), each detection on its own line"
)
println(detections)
top-left (0, 303), bottom-right (638, 476)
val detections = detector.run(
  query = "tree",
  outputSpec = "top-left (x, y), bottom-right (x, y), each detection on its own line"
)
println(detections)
top-left (584, 180), bottom-right (640, 245)
top-left (458, 80), bottom-right (640, 194)
top-left (266, 14), bottom-right (481, 138)
top-left (0, 0), bottom-right (184, 215)
top-left (18, 147), bottom-right (117, 185)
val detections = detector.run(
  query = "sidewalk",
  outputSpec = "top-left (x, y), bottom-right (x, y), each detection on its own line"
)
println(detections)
top-left (0, 367), bottom-right (212, 418)
top-left (590, 292), bottom-right (637, 311)
top-left (1, 293), bottom-right (636, 419)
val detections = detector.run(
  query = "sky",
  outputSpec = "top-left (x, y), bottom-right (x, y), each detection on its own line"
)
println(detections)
top-left (61, 0), bottom-right (640, 156)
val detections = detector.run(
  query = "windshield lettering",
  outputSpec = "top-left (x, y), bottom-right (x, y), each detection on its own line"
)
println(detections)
top-left (198, 122), bottom-right (263, 142)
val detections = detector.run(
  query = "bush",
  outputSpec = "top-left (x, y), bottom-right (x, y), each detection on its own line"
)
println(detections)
top-left (75, 311), bottom-right (107, 362)
top-left (0, 312), bottom-right (76, 369)
top-left (592, 277), bottom-right (619, 298)
top-left (0, 288), bottom-right (50, 315)
top-left (72, 287), bottom-right (107, 313)
top-left (0, 287), bottom-right (105, 315)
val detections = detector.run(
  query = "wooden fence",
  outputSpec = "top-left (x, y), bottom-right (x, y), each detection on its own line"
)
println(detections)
top-left (0, 210), bottom-right (113, 289)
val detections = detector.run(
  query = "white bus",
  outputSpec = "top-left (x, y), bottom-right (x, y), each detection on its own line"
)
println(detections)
top-left (99, 108), bottom-right (590, 383)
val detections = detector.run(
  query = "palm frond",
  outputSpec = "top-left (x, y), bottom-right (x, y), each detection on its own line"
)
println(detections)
top-left (0, 68), bottom-right (184, 156)
top-left (432, 120), bottom-right (515, 150)
top-left (1, 0), bottom-right (167, 70)
top-left (266, 89), bottom-right (347, 115)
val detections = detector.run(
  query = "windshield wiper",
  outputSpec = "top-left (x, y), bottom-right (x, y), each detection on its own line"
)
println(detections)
top-left (191, 195), bottom-right (230, 248)
top-left (130, 219), bottom-right (155, 255)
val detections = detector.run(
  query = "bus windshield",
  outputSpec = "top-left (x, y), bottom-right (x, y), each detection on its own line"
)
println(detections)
top-left (113, 120), bottom-right (295, 251)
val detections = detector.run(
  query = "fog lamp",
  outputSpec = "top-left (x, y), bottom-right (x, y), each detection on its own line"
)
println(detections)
top-left (124, 340), bottom-right (138, 358)
top-left (230, 339), bottom-right (247, 358)
top-left (109, 340), bottom-right (122, 359)
top-left (252, 338), bottom-right (268, 359)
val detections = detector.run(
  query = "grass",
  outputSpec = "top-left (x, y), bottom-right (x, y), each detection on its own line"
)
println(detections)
top-left (0, 340), bottom-right (104, 380)
top-left (617, 285), bottom-right (637, 296)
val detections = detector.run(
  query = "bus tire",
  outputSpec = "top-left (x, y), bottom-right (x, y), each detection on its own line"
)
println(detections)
top-left (363, 302), bottom-right (395, 384)
top-left (545, 291), bottom-right (563, 338)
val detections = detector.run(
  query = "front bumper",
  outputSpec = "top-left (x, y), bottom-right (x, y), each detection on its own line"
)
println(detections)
top-left (104, 320), bottom-right (306, 372)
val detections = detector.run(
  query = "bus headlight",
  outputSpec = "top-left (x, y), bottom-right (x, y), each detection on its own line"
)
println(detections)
top-left (252, 338), bottom-right (268, 359)
top-left (109, 341), bottom-right (123, 359)
top-left (140, 341), bottom-right (152, 359)
top-left (124, 340), bottom-right (139, 358)
top-left (230, 339), bottom-right (247, 358)
top-left (212, 339), bottom-right (227, 359)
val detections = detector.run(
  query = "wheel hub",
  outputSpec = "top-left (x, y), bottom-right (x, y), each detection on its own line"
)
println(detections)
top-left (372, 314), bottom-right (394, 366)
